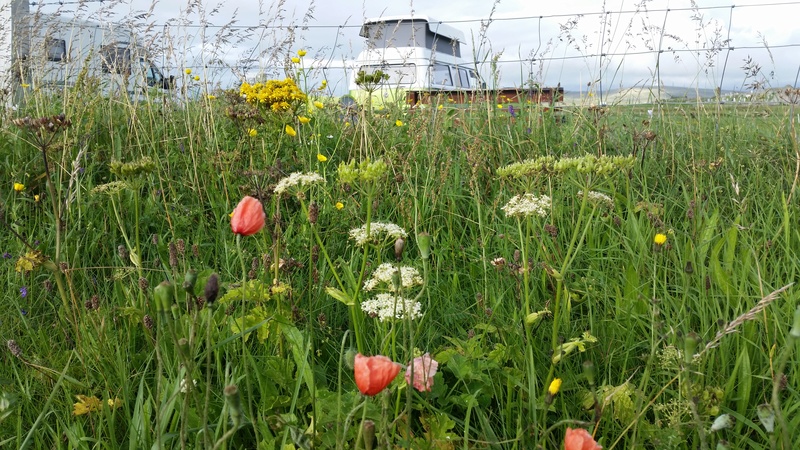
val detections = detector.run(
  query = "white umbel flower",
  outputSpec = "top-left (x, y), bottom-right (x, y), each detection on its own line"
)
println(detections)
top-left (501, 193), bottom-right (551, 218)
top-left (578, 190), bottom-right (614, 208)
top-left (361, 293), bottom-right (423, 322)
top-left (274, 172), bottom-right (324, 195)
top-left (363, 263), bottom-right (423, 292)
top-left (349, 222), bottom-right (408, 246)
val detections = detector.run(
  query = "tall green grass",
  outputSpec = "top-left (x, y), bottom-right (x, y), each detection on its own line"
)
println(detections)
top-left (2, 80), bottom-right (799, 449)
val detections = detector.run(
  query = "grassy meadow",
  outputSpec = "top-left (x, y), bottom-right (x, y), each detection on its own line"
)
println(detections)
top-left (2, 72), bottom-right (800, 450)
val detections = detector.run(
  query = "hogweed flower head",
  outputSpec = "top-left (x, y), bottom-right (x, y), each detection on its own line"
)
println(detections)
top-left (337, 158), bottom-right (388, 185)
top-left (274, 172), bottom-right (324, 195)
top-left (361, 293), bottom-right (422, 322)
top-left (501, 193), bottom-right (551, 218)
top-left (349, 222), bottom-right (408, 246)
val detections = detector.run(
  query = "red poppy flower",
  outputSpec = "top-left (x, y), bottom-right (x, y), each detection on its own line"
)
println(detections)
top-left (564, 428), bottom-right (602, 450)
top-left (354, 353), bottom-right (401, 396)
top-left (230, 196), bottom-right (265, 236)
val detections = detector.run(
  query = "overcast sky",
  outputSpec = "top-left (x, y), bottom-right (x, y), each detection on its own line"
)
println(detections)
top-left (35, 0), bottom-right (800, 95)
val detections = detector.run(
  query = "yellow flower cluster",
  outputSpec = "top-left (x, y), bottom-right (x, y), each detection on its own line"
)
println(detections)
top-left (73, 395), bottom-right (123, 416)
top-left (240, 79), bottom-right (307, 113)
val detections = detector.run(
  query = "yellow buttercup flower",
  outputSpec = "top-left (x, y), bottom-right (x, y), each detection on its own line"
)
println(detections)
top-left (297, 49), bottom-right (307, 57)
top-left (298, 116), bottom-right (311, 124)
top-left (395, 119), bottom-right (403, 127)
top-left (291, 57), bottom-right (301, 64)
top-left (335, 202), bottom-right (344, 210)
top-left (13, 183), bottom-right (25, 192)
top-left (437, 104), bottom-right (443, 110)
top-left (654, 233), bottom-right (667, 245)
top-left (21, 83), bottom-right (30, 89)
top-left (247, 128), bottom-right (258, 137)
top-left (317, 153), bottom-right (328, 162)
top-left (184, 68), bottom-right (192, 75)
top-left (313, 101), bottom-right (324, 109)
top-left (548, 378), bottom-right (562, 395)
top-left (207, 94), bottom-right (216, 100)
top-left (497, 104), bottom-right (503, 109)
top-left (285, 124), bottom-right (297, 137)
top-left (34, 194), bottom-right (40, 202)
top-left (193, 75), bottom-right (200, 81)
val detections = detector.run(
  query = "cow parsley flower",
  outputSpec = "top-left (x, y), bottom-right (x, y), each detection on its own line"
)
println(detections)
top-left (501, 193), bottom-right (551, 218)
top-left (578, 190), bottom-right (614, 209)
top-left (363, 263), bottom-right (423, 292)
top-left (361, 293), bottom-right (422, 322)
top-left (349, 222), bottom-right (408, 246)
top-left (274, 172), bottom-right (323, 195)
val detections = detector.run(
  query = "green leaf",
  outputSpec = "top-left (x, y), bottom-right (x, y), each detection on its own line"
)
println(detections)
top-left (324, 287), bottom-right (353, 306)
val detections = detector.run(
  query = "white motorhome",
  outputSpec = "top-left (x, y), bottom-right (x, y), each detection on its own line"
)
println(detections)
top-left (7, 5), bottom-right (173, 102)
top-left (348, 15), bottom-right (482, 107)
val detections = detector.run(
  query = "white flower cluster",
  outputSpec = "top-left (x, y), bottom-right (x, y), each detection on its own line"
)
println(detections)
top-left (180, 378), bottom-right (198, 393)
top-left (274, 172), bottom-right (324, 195)
top-left (501, 193), bottom-right (551, 218)
top-left (363, 263), bottom-right (423, 292)
top-left (349, 222), bottom-right (408, 246)
top-left (578, 190), bottom-right (614, 209)
top-left (361, 293), bottom-right (423, 322)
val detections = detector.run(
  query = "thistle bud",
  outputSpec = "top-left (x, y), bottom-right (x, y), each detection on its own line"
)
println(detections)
top-left (204, 273), bottom-right (219, 306)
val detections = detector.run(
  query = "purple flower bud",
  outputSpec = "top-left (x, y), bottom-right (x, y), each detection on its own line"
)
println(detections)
top-left (20, 286), bottom-right (28, 298)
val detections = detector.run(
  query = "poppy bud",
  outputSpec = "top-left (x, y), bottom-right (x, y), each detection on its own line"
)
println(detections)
top-left (394, 237), bottom-right (405, 261)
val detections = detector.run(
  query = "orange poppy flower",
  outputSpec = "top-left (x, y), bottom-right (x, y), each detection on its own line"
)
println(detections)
top-left (354, 353), bottom-right (401, 396)
top-left (564, 428), bottom-right (602, 450)
top-left (230, 196), bottom-right (265, 236)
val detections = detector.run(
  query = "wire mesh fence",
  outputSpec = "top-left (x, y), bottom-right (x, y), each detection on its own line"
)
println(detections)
top-left (4, 0), bottom-right (800, 105)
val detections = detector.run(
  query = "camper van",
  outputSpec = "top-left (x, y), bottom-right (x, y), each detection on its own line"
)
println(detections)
top-left (348, 15), bottom-right (481, 107)
top-left (12, 12), bottom-right (174, 101)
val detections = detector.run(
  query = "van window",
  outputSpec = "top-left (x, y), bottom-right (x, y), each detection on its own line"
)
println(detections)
top-left (100, 45), bottom-right (132, 74)
top-left (46, 38), bottom-right (66, 62)
top-left (432, 64), bottom-right (453, 87)
top-left (359, 64), bottom-right (416, 85)
top-left (456, 68), bottom-right (471, 88)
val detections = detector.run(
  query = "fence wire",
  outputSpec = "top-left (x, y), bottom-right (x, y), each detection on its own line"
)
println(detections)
top-left (15, 0), bottom-right (800, 104)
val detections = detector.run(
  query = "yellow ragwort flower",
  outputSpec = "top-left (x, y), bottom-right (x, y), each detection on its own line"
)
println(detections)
top-left (313, 101), bottom-right (324, 109)
top-left (184, 68), bottom-right (192, 75)
top-left (395, 119), bottom-right (403, 127)
top-left (285, 124), bottom-right (297, 137)
top-left (247, 128), bottom-right (258, 137)
top-left (335, 202), bottom-right (344, 210)
top-left (317, 154), bottom-right (328, 162)
top-left (298, 116), bottom-right (311, 124)
top-left (291, 57), bottom-right (301, 64)
top-left (654, 233), bottom-right (667, 246)
top-left (548, 378), bottom-right (562, 395)
top-left (297, 49), bottom-right (307, 57)
top-left (13, 183), bottom-right (25, 192)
